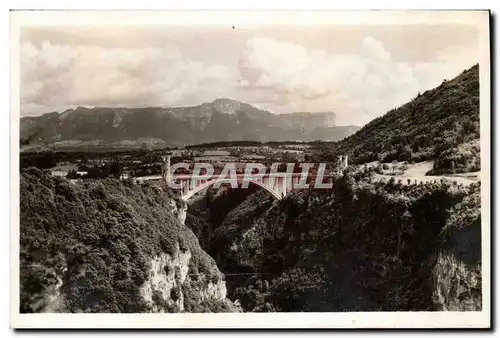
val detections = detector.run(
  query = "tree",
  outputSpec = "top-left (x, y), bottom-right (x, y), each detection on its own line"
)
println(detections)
top-left (66, 170), bottom-right (79, 179)
top-left (110, 159), bottom-right (121, 179)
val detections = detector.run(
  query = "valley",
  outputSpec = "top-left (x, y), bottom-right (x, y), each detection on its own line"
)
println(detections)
top-left (18, 64), bottom-right (484, 314)
top-left (185, 175), bottom-right (481, 312)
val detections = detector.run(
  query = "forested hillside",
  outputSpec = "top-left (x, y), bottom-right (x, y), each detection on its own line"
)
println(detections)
top-left (333, 64), bottom-right (480, 174)
top-left (20, 169), bottom-right (238, 313)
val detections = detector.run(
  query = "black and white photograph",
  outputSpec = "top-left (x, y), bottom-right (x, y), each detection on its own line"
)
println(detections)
top-left (10, 9), bottom-right (491, 328)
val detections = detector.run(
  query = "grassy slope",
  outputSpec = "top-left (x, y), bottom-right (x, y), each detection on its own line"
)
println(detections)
top-left (333, 64), bottom-right (480, 173)
top-left (20, 168), bottom-right (228, 313)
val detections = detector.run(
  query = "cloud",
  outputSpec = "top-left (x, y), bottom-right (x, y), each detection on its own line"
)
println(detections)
top-left (20, 41), bottom-right (238, 115)
top-left (237, 37), bottom-right (477, 125)
top-left (20, 35), bottom-right (478, 127)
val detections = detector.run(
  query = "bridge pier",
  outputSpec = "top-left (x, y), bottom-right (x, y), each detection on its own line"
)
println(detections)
top-left (337, 155), bottom-right (348, 175)
top-left (162, 155), bottom-right (172, 185)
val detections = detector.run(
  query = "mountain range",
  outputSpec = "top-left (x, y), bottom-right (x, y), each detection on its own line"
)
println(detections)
top-left (20, 99), bottom-right (359, 150)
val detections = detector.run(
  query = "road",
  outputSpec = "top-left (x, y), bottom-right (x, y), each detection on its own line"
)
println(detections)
top-left (371, 161), bottom-right (479, 186)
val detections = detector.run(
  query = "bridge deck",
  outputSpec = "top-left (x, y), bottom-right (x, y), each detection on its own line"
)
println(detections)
top-left (135, 172), bottom-right (324, 181)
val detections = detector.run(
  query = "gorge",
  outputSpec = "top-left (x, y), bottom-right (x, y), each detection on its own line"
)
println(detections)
top-left (19, 166), bottom-right (481, 313)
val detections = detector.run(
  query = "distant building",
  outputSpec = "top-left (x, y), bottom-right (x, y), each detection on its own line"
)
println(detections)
top-left (280, 150), bottom-right (306, 162)
top-left (202, 150), bottom-right (231, 156)
top-left (282, 149), bottom-right (303, 154)
top-left (51, 171), bottom-right (68, 177)
top-left (193, 155), bottom-right (238, 164)
top-left (50, 164), bottom-right (77, 177)
top-left (194, 150), bottom-right (237, 164)
top-left (291, 153), bottom-right (306, 162)
top-left (170, 149), bottom-right (189, 156)
top-left (282, 144), bottom-right (311, 150)
top-left (241, 154), bottom-right (266, 162)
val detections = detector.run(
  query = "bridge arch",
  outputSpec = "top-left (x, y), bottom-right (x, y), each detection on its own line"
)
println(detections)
top-left (181, 178), bottom-right (282, 201)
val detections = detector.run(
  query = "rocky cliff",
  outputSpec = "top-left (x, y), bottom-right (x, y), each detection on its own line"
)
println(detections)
top-left (432, 189), bottom-right (482, 310)
top-left (140, 243), bottom-right (232, 313)
top-left (19, 168), bottom-right (239, 313)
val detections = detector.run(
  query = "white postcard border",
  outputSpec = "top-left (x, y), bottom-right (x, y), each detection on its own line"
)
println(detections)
top-left (9, 10), bottom-right (491, 329)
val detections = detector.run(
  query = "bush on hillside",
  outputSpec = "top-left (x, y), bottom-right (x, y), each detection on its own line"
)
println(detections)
top-left (20, 168), bottom-right (227, 313)
top-left (427, 139), bottom-right (480, 175)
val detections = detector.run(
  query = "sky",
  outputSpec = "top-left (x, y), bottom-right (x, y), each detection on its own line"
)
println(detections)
top-left (20, 24), bottom-right (478, 126)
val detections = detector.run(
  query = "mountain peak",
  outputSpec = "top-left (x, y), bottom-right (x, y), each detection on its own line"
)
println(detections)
top-left (212, 98), bottom-right (240, 105)
top-left (211, 98), bottom-right (241, 115)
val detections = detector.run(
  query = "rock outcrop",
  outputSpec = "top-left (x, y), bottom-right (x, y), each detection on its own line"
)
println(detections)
top-left (432, 190), bottom-right (482, 310)
top-left (19, 169), bottom-right (239, 313)
top-left (140, 243), bottom-right (232, 312)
